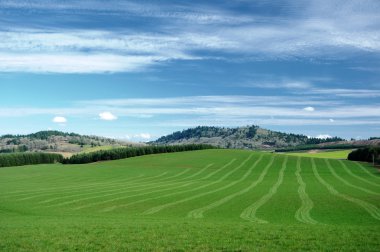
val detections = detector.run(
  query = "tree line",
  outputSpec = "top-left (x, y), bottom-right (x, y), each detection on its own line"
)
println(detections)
top-left (275, 144), bottom-right (362, 152)
top-left (63, 144), bottom-right (215, 164)
top-left (0, 153), bottom-right (64, 168)
top-left (348, 147), bottom-right (380, 164)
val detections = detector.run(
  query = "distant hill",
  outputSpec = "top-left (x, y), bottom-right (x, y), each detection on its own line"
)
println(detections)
top-left (152, 126), bottom-right (345, 149)
top-left (0, 131), bottom-right (141, 154)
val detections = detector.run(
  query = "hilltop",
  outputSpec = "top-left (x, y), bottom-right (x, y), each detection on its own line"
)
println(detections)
top-left (0, 130), bottom-right (141, 155)
top-left (152, 125), bottom-right (344, 149)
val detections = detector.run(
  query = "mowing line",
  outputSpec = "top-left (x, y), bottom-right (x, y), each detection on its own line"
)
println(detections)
top-left (34, 173), bottom-right (173, 204)
top-left (325, 159), bottom-right (380, 196)
top-left (142, 154), bottom-right (255, 215)
top-left (36, 168), bottom-right (194, 203)
top-left (186, 155), bottom-right (269, 219)
top-left (102, 159), bottom-right (237, 212)
top-left (294, 157), bottom-right (318, 225)
top-left (2, 173), bottom-right (149, 198)
top-left (339, 160), bottom-right (380, 188)
top-left (240, 156), bottom-right (286, 223)
top-left (74, 163), bottom-right (215, 210)
top-left (16, 170), bottom-right (171, 202)
top-left (40, 168), bottom-right (193, 207)
top-left (312, 159), bottom-right (380, 221)
top-left (353, 162), bottom-right (380, 180)
top-left (13, 174), bottom-right (152, 201)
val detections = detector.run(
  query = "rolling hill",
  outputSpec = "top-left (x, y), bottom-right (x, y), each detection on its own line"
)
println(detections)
top-left (153, 125), bottom-right (345, 149)
top-left (0, 130), bottom-right (142, 155)
top-left (0, 149), bottom-right (379, 250)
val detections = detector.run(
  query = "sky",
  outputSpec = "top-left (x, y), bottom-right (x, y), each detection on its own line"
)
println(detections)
top-left (0, 0), bottom-right (379, 141)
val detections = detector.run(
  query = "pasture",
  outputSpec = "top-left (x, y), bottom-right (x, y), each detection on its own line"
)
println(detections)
top-left (1, 149), bottom-right (379, 251)
top-left (283, 149), bottom-right (352, 159)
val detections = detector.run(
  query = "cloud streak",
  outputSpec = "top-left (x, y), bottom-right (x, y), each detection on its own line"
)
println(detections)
top-left (0, 96), bottom-right (379, 125)
top-left (0, 0), bottom-right (379, 73)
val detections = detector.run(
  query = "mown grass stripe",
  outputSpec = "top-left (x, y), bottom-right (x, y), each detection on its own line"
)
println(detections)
top-left (339, 160), bottom-right (380, 188)
top-left (16, 170), bottom-right (171, 202)
top-left (353, 162), bottom-right (380, 180)
top-left (34, 173), bottom-right (172, 204)
top-left (40, 169), bottom-right (194, 208)
top-left (240, 156), bottom-right (286, 223)
top-left (325, 159), bottom-right (380, 196)
top-left (186, 155), bottom-right (266, 219)
top-left (294, 157), bottom-right (318, 225)
top-left (2, 173), bottom-right (148, 198)
top-left (142, 154), bottom-right (254, 215)
top-left (312, 159), bottom-right (380, 221)
top-left (74, 163), bottom-right (215, 210)
top-left (101, 160), bottom-right (237, 212)
top-left (13, 174), bottom-right (149, 202)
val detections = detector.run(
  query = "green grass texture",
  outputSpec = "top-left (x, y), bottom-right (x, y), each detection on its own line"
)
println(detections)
top-left (1, 149), bottom-right (379, 251)
top-left (284, 149), bottom-right (352, 159)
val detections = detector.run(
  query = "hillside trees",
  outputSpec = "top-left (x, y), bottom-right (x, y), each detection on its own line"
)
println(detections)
top-left (0, 153), bottom-right (64, 168)
top-left (63, 144), bottom-right (215, 164)
top-left (348, 147), bottom-right (380, 164)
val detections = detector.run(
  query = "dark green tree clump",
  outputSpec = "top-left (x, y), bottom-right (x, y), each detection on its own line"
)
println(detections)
top-left (0, 153), bottom-right (64, 168)
top-left (348, 147), bottom-right (380, 164)
top-left (63, 144), bottom-right (215, 164)
top-left (276, 144), bottom-right (362, 152)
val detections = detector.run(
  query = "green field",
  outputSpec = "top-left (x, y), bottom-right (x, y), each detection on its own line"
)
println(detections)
top-left (80, 145), bottom-right (116, 154)
top-left (284, 149), bottom-right (352, 159)
top-left (1, 149), bottom-right (380, 251)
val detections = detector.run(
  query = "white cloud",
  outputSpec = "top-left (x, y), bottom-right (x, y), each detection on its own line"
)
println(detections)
top-left (303, 106), bottom-right (315, 112)
top-left (316, 134), bottom-right (332, 139)
top-left (52, 116), bottom-right (67, 123)
top-left (99, 112), bottom-right (117, 121)
top-left (329, 118), bottom-right (335, 122)
top-left (0, 53), bottom-right (167, 73)
top-left (122, 133), bottom-right (152, 141)
top-left (246, 81), bottom-right (312, 90)
top-left (1, 0), bottom-right (380, 74)
top-left (1, 96), bottom-right (380, 120)
top-left (135, 133), bottom-right (151, 140)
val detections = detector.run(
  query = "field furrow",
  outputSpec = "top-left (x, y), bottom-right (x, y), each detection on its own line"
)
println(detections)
top-left (325, 159), bottom-right (380, 196)
top-left (240, 156), bottom-right (287, 223)
top-left (40, 169), bottom-right (193, 208)
top-left (295, 157), bottom-right (318, 224)
top-left (36, 166), bottom-right (202, 205)
top-left (186, 155), bottom-right (267, 219)
top-left (101, 160), bottom-right (236, 212)
top-left (73, 163), bottom-right (214, 210)
top-left (312, 159), bottom-right (380, 221)
top-left (142, 154), bottom-right (254, 215)
top-left (338, 160), bottom-right (380, 188)
top-left (354, 162), bottom-right (380, 180)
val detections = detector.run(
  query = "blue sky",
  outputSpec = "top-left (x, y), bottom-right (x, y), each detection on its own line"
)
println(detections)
top-left (0, 0), bottom-right (379, 141)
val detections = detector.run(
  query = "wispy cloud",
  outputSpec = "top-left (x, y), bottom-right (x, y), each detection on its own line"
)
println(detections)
top-left (0, 0), bottom-right (379, 73)
top-left (0, 96), bottom-right (379, 122)
top-left (0, 53), bottom-right (168, 73)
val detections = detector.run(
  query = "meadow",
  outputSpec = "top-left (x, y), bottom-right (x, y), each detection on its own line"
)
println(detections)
top-left (284, 149), bottom-right (352, 159)
top-left (1, 149), bottom-right (379, 251)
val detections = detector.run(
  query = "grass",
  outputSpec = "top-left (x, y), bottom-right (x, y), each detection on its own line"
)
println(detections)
top-left (0, 149), bottom-right (379, 251)
top-left (80, 145), bottom-right (116, 154)
top-left (283, 149), bottom-right (352, 159)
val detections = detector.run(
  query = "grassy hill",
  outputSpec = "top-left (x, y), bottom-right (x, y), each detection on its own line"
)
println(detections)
top-left (1, 149), bottom-right (379, 251)
top-left (0, 130), bottom-right (142, 155)
top-left (153, 125), bottom-right (344, 149)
